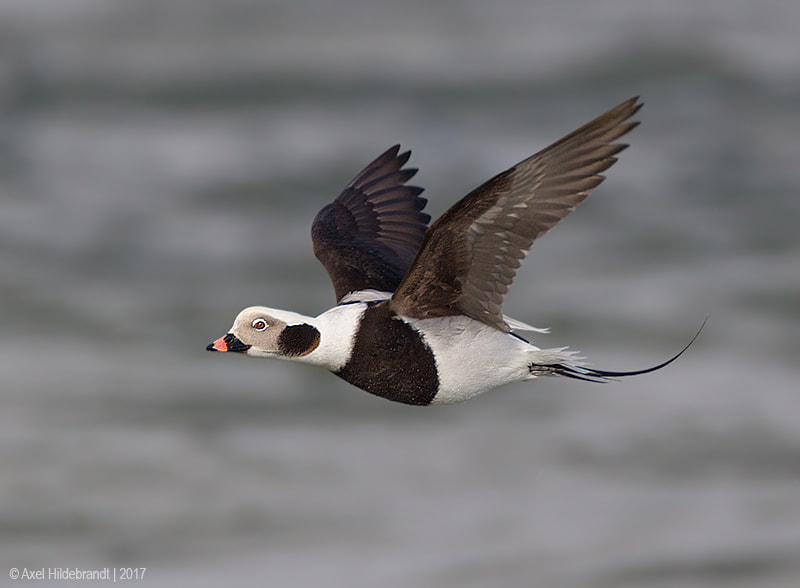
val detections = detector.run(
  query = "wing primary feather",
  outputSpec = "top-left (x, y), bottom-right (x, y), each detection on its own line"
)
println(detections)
top-left (311, 146), bottom-right (430, 302)
top-left (391, 97), bottom-right (642, 329)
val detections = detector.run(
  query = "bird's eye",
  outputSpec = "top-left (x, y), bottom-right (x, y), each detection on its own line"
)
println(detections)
top-left (252, 319), bottom-right (268, 331)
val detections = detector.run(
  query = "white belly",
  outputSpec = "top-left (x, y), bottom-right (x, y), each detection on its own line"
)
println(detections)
top-left (404, 315), bottom-right (539, 404)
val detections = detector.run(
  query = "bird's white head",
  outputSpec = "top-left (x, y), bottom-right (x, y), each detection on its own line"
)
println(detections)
top-left (206, 306), bottom-right (320, 359)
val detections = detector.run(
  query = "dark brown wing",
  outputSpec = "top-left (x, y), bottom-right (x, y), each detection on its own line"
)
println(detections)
top-left (391, 97), bottom-right (642, 330)
top-left (311, 145), bottom-right (430, 302)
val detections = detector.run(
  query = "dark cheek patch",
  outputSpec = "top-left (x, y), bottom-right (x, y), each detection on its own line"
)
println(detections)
top-left (278, 324), bottom-right (321, 357)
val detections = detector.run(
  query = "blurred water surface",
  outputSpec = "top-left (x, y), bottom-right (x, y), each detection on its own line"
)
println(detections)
top-left (1, 1), bottom-right (800, 586)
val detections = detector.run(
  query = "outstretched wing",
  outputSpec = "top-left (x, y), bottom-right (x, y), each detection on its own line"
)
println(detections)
top-left (311, 146), bottom-right (430, 302)
top-left (391, 97), bottom-right (642, 330)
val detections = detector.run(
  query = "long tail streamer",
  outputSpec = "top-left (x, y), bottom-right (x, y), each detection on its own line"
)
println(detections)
top-left (535, 316), bottom-right (708, 384)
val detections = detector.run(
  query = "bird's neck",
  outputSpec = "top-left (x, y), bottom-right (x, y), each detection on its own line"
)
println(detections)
top-left (288, 303), bottom-right (368, 372)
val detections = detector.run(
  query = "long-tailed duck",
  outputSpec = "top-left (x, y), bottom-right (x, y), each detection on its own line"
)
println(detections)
top-left (207, 97), bottom-right (701, 405)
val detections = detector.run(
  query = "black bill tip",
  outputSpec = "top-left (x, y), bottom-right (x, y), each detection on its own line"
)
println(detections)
top-left (206, 333), bottom-right (251, 353)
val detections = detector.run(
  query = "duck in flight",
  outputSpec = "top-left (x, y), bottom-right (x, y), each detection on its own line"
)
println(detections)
top-left (207, 97), bottom-right (701, 405)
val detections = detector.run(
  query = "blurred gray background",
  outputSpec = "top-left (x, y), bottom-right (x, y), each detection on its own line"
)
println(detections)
top-left (1, 1), bottom-right (799, 586)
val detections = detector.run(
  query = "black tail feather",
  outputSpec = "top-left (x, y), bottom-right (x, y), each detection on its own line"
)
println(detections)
top-left (534, 317), bottom-right (707, 384)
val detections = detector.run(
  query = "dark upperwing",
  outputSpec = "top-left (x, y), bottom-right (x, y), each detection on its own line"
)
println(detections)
top-left (311, 145), bottom-right (431, 302)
